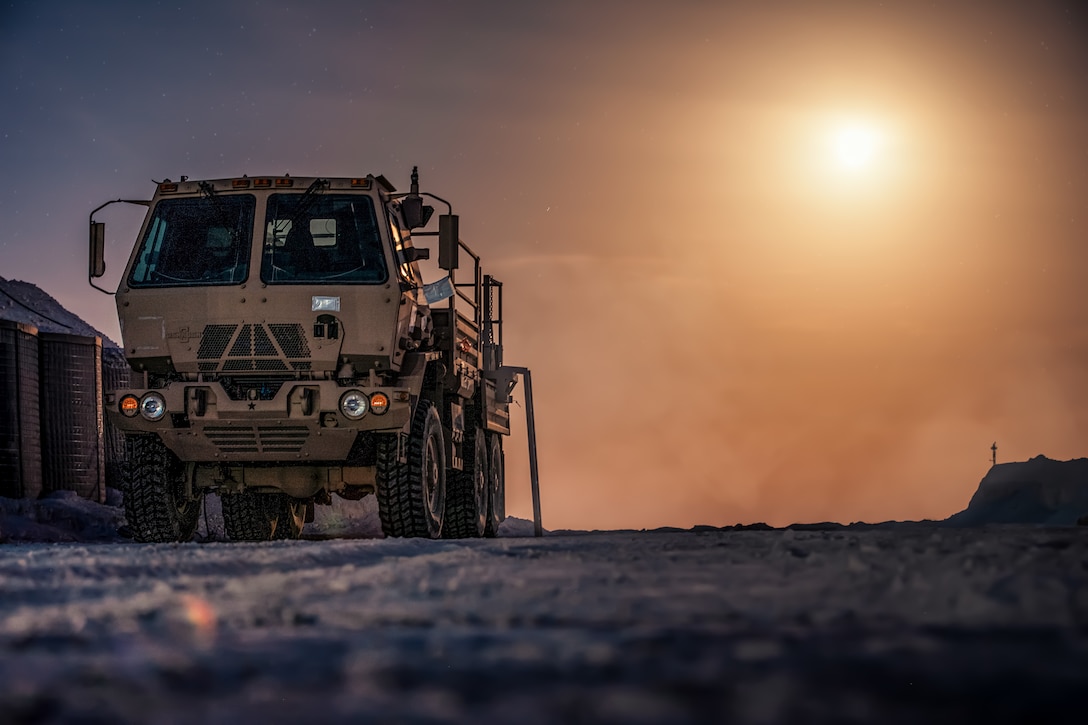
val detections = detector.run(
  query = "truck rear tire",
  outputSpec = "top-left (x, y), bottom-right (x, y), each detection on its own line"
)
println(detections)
top-left (483, 433), bottom-right (505, 538)
top-left (443, 427), bottom-right (487, 539)
top-left (377, 399), bottom-right (446, 538)
top-left (122, 435), bottom-right (201, 543)
top-left (222, 491), bottom-right (304, 541)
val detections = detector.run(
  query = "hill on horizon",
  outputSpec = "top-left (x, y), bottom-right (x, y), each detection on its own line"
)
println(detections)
top-left (0, 275), bottom-right (118, 347)
top-left (946, 455), bottom-right (1088, 526)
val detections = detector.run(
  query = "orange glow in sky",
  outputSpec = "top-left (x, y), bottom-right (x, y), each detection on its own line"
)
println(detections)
top-left (3, 1), bottom-right (1087, 530)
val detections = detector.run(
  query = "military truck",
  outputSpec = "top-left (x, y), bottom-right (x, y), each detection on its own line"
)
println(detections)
top-left (89, 169), bottom-right (540, 542)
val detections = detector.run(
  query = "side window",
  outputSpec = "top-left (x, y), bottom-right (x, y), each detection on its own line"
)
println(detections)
top-left (130, 217), bottom-right (167, 282)
top-left (389, 214), bottom-right (422, 286)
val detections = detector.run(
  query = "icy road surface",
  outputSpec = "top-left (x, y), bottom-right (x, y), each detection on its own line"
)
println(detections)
top-left (1, 525), bottom-right (1086, 724)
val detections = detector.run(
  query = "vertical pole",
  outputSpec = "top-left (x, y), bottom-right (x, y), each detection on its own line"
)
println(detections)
top-left (521, 369), bottom-right (543, 537)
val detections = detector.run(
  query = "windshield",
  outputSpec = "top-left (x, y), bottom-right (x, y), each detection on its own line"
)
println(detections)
top-left (128, 195), bottom-right (255, 287)
top-left (262, 194), bottom-right (387, 284)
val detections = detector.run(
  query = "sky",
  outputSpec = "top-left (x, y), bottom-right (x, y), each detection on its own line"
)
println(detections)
top-left (2, 0), bottom-right (1087, 529)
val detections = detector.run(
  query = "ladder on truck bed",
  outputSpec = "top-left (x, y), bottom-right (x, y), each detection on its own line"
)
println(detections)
top-left (431, 227), bottom-right (543, 537)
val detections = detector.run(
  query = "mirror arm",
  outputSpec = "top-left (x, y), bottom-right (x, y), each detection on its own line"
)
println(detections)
top-left (402, 247), bottom-right (431, 263)
top-left (88, 198), bottom-right (150, 296)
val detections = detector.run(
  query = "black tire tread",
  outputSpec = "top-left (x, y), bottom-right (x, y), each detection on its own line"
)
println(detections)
top-left (222, 491), bottom-right (302, 541)
top-left (377, 400), bottom-right (444, 538)
top-left (122, 435), bottom-right (200, 543)
top-left (483, 433), bottom-right (505, 538)
top-left (222, 491), bottom-right (273, 541)
top-left (444, 426), bottom-right (486, 539)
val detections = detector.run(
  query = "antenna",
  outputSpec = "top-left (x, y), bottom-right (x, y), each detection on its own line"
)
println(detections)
top-left (400, 166), bottom-right (433, 229)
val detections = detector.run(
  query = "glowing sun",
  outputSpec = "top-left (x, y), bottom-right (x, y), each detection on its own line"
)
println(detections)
top-left (831, 123), bottom-right (884, 171)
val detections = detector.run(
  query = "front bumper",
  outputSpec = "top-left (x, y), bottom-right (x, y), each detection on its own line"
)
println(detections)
top-left (106, 380), bottom-right (411, 462)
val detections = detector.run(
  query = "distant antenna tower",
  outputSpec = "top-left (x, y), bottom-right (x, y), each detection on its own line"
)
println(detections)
top-left (991, 442), bottom-right (997, 467)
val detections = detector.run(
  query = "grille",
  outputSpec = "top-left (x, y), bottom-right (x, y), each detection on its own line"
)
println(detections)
top-left (204, 425), bottom-right (309, 455)
top-left (220, 378), bottom-right (287, 401)
top-left (198, 325), bottom-right (237, 359)
top-left (222, 359), bottom-right (289, 372)
top-left (229, 324), bottom-right (254, 357)
top-left (197, 323), bottom-right (311, 373)
top-left (269, 324), bottom-right (310, 359)
top-left (254, 326), bottom-right (276, 356)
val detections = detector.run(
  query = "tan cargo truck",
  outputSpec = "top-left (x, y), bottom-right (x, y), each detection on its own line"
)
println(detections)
top-left (90, 169), bottom-right (539, 542)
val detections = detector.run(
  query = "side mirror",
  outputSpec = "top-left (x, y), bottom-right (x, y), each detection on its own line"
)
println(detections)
top-left (439, 214), bottom-right (459, 270)
top-left (90, 221), bottom-right (106, 278)
top-left (401, 197), bottom-right (434, 230)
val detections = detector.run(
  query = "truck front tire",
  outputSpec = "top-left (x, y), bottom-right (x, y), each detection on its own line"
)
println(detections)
top-left (377, 399), bottom-right (446, 538)
top-left (122, 435), bottom-right (201, 543)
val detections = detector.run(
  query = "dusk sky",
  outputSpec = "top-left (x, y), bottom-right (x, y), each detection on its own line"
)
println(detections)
top-left (2, 1), bottom-right (1087, 529)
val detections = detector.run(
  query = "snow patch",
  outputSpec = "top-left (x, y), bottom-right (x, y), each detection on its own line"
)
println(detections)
top-left (3, 489), bottom-right (542, 543)
top-left (0, 490), bottom-right (126, 543)
top-left (496, 516), bottom-right (540, 537)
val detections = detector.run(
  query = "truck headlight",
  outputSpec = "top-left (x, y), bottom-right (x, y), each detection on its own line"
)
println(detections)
top-left (339, 390), bottom-right (368, 420)
top-left (139, 392), bottom-right (167, 421)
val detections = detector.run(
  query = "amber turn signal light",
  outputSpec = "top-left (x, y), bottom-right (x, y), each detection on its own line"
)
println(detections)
top-left (119, 395), bottom-right (140, 417)
top-left (369, 392), bottom-right (390, 415)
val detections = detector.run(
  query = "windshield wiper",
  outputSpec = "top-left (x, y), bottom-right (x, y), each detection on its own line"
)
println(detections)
top-left (273, 178), bottom-right (329, 237)
top-left (198, 181), bottom-right (248, 279)
top-left (198, 181), bottom-right (242, 241)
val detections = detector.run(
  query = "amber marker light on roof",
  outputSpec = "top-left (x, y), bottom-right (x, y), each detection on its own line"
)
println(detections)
top-left (275, 177), bottom-right (294, 187)
top-left (119, 395), bottom-right (140, 417)
top-left (232, 179), bottom-right (251, 188)
top-left (350, 178), bottom-right (371, 188)
top-left (254, 178), bottom-right (272, 188)
top-left (158, 182), bottom-right (178, 193)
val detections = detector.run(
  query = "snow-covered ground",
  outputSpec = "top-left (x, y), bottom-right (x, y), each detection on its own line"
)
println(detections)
top-left (1, 458), bottom-right (1087, 723)
top-left (0, 521), bottom-right (1085, 723)
top-left (0, 490), bottom-right (532, 545)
